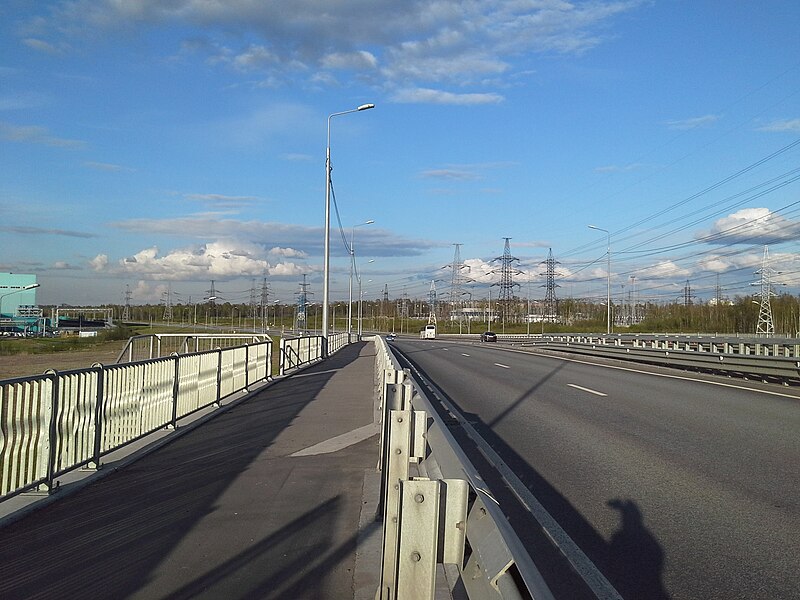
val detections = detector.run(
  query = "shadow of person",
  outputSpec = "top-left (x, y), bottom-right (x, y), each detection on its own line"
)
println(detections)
top-left (606, 499), bottom-right (670, 600)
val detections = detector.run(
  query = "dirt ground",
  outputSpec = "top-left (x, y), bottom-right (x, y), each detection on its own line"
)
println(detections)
top-left (0, 342), bottom-right (128, 380)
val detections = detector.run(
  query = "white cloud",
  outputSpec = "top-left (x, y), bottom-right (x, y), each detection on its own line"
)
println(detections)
top-left (110, 215), bottom-right (437, 257)
top-left (84, 161), bottom-right (135, 172)
top-left (391, 88), bottom-right (504, 105)
top-left (664, 114), bottom-right (720, 130)
top-left (24, 1), bottom-right (642, 94)
top-left (0, 121), bottom-right (86, 148)
top-left (640, 260), bottom-right (691, 279)
top-left (322, 50), bottom-right (378, 70)
top-left (757, 118), bottom-right (800, 133)
top-left (90, 254), bottom-right (109, 271)
top-left (698, 208), bottom-right (800, 245)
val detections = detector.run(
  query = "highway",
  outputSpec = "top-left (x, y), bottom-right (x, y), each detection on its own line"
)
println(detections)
top-left (391, 338), bottom-right (800, 600)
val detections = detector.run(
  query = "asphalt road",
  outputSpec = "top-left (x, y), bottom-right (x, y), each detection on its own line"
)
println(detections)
top-left (392, 338), bottom-right (800, 600)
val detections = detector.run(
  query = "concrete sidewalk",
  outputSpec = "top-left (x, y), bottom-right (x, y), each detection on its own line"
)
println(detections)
top-left (0, 341), bottom-right (383, 600)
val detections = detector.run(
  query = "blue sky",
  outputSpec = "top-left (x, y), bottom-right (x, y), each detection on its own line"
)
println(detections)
top-left (2, 1), bottom-right (799, 310)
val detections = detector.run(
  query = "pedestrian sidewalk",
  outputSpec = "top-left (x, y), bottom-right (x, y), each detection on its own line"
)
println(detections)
top-left (0, 341), bottom-right (382, 600)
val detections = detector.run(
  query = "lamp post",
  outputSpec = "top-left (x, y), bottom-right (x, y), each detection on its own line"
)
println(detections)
top-left (348, 219), bottom-right (374, 335)
top-left (0, 283), bottom-right (40, 317)
top-left (323, 103), bottom-right (375, 351)
top-left (588, 225), bottom-right (612, 335)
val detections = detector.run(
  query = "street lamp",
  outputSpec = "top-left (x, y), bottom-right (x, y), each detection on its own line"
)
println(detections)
top-left (588, 225), bottom-right (612, 335)
top-left (358, 266), bottom-right (374, 337)
top-left (0, 283), bottom-right (40, 317)
top-left (323, 103), bottom-right (375, 352)
top-left (348, 219), bottom-right (374, 335)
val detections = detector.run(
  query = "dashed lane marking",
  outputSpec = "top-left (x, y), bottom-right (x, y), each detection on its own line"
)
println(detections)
top-left (567, 383), bottom-right (607, 397)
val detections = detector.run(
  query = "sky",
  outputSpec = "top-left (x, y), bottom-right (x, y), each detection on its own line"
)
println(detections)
top-left (1, 0), bottom-right (800, 310)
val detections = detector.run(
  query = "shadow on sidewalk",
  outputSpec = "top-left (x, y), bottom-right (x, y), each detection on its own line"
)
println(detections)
top-left (0, 343), bottom-right (370, 599)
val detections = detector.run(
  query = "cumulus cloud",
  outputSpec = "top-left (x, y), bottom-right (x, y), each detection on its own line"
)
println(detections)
top-left (698, 208), bottom-right (800, 245)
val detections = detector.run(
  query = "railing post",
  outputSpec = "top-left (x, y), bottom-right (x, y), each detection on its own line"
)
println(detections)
top-left (91, 364), bottom-right (105, 469)
top-left (171, 354), bottom-right (180, 429)
top-left (43, 370), bottom-right (59, 493)
top-left (215, 348), bottom-right (223, 406)
top-left (279, 338), bottom-right (286, 376)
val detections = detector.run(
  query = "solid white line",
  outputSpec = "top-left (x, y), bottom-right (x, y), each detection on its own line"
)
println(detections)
top-left (567, 383), bottom-right (607, 397)
top-left (494, 363), bottom-right (510, 369)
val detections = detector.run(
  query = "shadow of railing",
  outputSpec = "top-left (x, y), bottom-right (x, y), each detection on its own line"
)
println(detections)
top-left (0, 343), bottom-right (368, 599)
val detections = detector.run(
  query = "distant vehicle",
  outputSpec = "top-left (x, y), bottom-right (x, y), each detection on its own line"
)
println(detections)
top-left (480, 331), bottom-right (497, 342)
top-left (420, 324), bottom-right (436, 339)
top-left (387, 332), bottom-right (397, 341)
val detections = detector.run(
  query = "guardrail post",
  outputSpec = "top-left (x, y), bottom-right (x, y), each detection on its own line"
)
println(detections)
top-left (395, 478), bottom-right (469, 599)
top-left (379, 409), bottom-right (412, 599)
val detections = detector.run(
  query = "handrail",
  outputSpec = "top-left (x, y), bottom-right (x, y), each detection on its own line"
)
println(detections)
top-left (0, 341), bottom-right (272, 503)
top-left (373, 335), bottom-right (555, 599)
top-left (116, 333), bottom-right (271, 364)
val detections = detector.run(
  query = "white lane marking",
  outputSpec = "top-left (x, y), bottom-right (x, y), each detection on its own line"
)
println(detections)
top-left (461, 353), bottom-right (471, 357)
top-left (568, 383), bottom-right (607, 397)
top-left (494, 363), bottom-right (510, 369)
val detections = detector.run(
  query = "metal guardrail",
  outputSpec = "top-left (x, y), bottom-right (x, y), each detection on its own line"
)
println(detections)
top-left (374, 335), bottom-right (555, 599)
top-left (515, 335), bottom-right (800, 382)
top-left (0, 341), bottom-right (272, 502)
top-left (117, 333), bottom-right (271, 363)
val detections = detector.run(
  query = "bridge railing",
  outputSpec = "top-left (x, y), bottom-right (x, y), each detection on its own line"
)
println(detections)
top-left (373, 335), bottom-right (555, 599)
top-left (278, 332), bottom-right (351, 376)
top-left (0, 341), bottom-right (272, 503)
top-left (116, 333), bottom-right (271, 363)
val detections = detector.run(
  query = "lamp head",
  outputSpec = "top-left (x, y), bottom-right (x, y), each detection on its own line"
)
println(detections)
top-left (357, 103), bottom-right (375, 111)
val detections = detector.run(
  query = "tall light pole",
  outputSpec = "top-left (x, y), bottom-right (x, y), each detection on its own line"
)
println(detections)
top-left (323, 103), bottom-right (375, 350)
top-left (588, 225), bottom-right (612, 334)
top-left (348, 219), bottom-right (374, 335)
top-left (0, 283), bottom-right (40, 317)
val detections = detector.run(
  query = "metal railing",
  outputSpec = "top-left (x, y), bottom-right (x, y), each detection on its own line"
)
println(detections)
top-left (117, 333), bottom-right (271, 363)
top-left (0, 341), bottom-right (272, 502)
top-left (278, 332), bottom-right (351, 376)
top-left (374, 335), bottom-right (555, 599)
top-left (516, 335), bottom-right (800, 382)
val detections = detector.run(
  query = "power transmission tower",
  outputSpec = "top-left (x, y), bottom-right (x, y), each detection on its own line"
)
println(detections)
top-left (259, 277), bottom-right (270, 329)
top-left (206, 280), bottom-right (218, 324)
top-left (428, 280), bottom-right (437, 325)
top-left (249, 278), bottom-right (258, 319)
top-left (122, 284), bottom-right (132, 321)
top-left (682, 280), bottom-right (696, 307)
top-left (162, 283), bottom-right (173, 322)
top-left (540, 248), bottom-right (560, 322)
top-left (753, 245), bottom-right (777, 336)
top-left (491, 238), bottom-right (521, 325)
top-left (446, 243), bottom-right (469, 322)
top-left (296, 274), bottom-right (312, 330)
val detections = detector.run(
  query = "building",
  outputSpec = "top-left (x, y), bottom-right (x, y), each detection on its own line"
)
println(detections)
top-left (0, 273), bottom-right (43, 335)
top-left (0, 273), bottom-right (38, 318)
